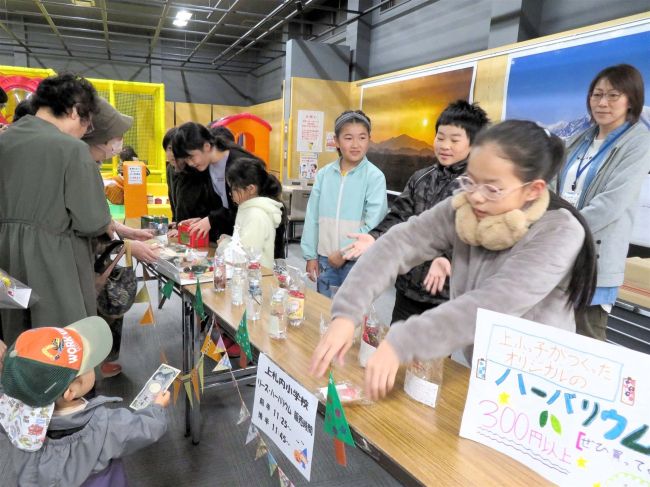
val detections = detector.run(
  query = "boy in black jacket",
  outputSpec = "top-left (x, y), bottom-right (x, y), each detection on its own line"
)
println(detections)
top-left (345, 100), bottom-right (489, 322)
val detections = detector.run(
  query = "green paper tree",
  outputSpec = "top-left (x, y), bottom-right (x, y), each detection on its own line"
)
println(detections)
top-left (194, 278), bottom-right (206, 319)
top-left (324, 371), bottom-right (354, 446)
top-left (162, 280), bottom-right (174, 299)
top-left (235, 310), bottom-right (252, 359)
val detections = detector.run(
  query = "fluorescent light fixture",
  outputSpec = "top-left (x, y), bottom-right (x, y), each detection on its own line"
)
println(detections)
top-left (173, 10), bottom-right (192, 27)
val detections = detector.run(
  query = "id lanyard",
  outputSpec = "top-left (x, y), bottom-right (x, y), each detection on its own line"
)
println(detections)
top-left (570, 129), bottom-right (625, 191)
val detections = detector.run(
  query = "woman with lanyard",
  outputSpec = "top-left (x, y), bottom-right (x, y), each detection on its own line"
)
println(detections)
top-left (557, 64), bottom-right (650, 340)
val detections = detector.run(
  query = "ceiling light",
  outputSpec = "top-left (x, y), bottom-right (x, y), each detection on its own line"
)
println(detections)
top-left (173, 10), bottom-right (192, 27)
top-left (71, 0), bottom-right (96, 6)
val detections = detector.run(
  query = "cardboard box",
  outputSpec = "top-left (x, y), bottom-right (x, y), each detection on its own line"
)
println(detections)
top-left (618, 257), bottom-right (650, 309)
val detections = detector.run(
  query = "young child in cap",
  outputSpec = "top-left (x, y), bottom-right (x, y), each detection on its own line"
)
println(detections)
top-left (0, 316), bottom-right (169, 487)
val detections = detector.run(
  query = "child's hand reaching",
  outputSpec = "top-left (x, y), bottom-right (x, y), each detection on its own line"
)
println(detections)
top-left (341, 233), bottom-right (375, 260)
top-left (423, 257), bottom-right (451, 295)
top-left (0, 339), bottom-right (6, 374)
top-left (154, 390), bottom-right (171, 408)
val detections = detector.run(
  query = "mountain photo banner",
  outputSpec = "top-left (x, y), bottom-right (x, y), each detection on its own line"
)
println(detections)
top-left (503, 23), bottom-right (650, 139)
top-left (360, 64), bottom-right (476, 192)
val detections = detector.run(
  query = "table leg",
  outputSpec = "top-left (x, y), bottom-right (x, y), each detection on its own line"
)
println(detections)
top-left (190, 306), bottom-right (202, 445)
top-left (182, 293), bottom-right (191, 437)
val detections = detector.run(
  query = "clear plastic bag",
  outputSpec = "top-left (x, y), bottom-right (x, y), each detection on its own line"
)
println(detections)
top-left (404, 358), bottom-right (444, 408)
top-left (315, 381), bottom-right (372, 405)
top-left (358, 305), bottom-right (388, 368)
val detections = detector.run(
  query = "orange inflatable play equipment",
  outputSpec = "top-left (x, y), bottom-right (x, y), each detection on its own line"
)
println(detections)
top-left (211, 113), bottom-right (272, 164)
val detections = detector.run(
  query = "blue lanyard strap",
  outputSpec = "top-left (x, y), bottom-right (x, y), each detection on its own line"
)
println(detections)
top-left (571, 127), bottom-right (626, 191)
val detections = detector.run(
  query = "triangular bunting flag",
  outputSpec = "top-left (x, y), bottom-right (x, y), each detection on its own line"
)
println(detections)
top-left (134, 283), bottom-right (151, 304)
top-left (277, 467), bottom-right (294, 487)
top-left (255, 437), bottom-right (268, 460)
top-left (198, 355), bottom-right (205, 393)
top-left (139, 304), bottom-right (155, 325)
top-left (212, 352), bottom-right (232, 372)
top-left (191, 367), bottom-right (200, 403)
top-left (183, 378), bottom-right (194, 408)
top-left (215, 334), bottom-right (227, 354)
top-left (237, 402), bottom-right (250, 425)
top-left (161, 279), bottom-right (174, 299)
top-left (267, 451), bottom-right (278, 477)
top-left (201, 326), bottom-right (224, 362)
top-left (194, 277), bottom-right (206, 319)
top-left (324, 371), bottom-right (355, 446)
top-left (245, 423), bottom-right (259, 445)
top-left (235, 310), bottom-right (252, 360)
top-left (142, 265), bottom-right (152, 281)
top-left (172, 378), bottom-right (181, 406)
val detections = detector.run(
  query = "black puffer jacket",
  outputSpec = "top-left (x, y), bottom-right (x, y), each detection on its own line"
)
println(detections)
top-left (369, 158), bottom-right (467, 304)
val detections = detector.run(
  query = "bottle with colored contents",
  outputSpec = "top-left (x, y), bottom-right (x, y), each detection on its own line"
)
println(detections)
top-left (213, 254), bottom-right (226, 292)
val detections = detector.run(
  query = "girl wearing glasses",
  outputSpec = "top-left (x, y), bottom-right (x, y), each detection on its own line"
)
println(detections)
top-left (557, 64), bottom-right (650, 341)
top-left (310, 120), bottom-right (597, 400)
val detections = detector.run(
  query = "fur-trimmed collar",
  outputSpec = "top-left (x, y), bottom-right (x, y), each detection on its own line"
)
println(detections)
top-left (452, 189), bottom-right (550, 251)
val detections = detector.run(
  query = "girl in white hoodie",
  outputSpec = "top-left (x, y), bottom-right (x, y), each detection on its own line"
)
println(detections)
top-left (220, 158), bottom-right (285, 268)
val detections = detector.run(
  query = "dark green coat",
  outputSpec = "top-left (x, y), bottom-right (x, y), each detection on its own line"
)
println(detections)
top-left (0, 115), bottom-right (111, 344)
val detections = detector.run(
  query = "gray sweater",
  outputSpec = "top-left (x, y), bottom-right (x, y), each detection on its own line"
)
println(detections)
top-left (331, 198), bottom-right (585, 364)
top-left (5, 396), bottom-right (167, 487)
top-left (563, 122), bottom-right (650, 287)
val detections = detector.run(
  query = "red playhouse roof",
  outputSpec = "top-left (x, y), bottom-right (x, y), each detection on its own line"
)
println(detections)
top-left (211, 112), bottom-right (272, 132)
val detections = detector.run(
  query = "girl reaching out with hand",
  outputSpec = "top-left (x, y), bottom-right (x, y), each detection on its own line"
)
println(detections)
top-left (310, 120), bottom-right (597, 401)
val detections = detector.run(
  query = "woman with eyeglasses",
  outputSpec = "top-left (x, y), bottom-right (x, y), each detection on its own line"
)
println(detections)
top-left (0, 73), bottom-right (111, 345)
top-left (310, 120), bottom-right (597, 400)
top-left (557, 64), bottom-right (650, 341)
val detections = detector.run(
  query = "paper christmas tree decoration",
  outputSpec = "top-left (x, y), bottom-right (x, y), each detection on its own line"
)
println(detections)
top-left (212, 353), bottom-right (232, 372)
top-left (324, 371), bottom-right (355, 466)
top-left (267, 451), bottom-right (278, 476)
top-left (255, 437), bottom-right (268, 460)
top-left (161, 279), bottom-right (174, 299)
top-left (246, 423), bottom-right (259, 445)
top-left (139, 304), bottom-right (155, 325)
top-left (235, 310), bottom-right (252, 361)
top-left (237, 402), bottom-right (250, 425)
top-left (194, 278), bottom-right (206, 320)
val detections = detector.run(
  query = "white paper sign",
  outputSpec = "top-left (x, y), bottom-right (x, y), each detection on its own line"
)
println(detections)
top-left (127, 165), bottom-right (143, 185)
top-left (252, 353), bottom-right (318, 481)
top-left (297, 110), bottom-right (324, 152)
top-left (460, 309), bottom-right (650, 486)
top-left (404, 369), bottom-right (439, 408)
top-left (299, 152), bottom-right (318, 180)
top-left (325, 131), bottom-right (337, 152)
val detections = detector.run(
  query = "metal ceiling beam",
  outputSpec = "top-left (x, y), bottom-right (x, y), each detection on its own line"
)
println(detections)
top-left (0, 18), bottom-right (33, 53)
top-left (214, 0), bottom-right (320, 69)
top-left (180, 0), bottom-right (240, 66)
top-left (32, 0), bottom-right (73, 56)
top-left (97, 0), bottom-right (111, 60)
top-left (147, 0), bottom-right (170, 61)
top-left (311, 0), bottom-right (400, 40)
top-left (211, 0), bottom-right (296, 65)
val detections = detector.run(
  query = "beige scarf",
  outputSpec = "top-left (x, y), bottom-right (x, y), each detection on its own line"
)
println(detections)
top-left (452, 189), bottom-right (550, 251)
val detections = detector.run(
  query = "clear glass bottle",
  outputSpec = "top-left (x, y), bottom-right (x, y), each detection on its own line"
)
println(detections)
top-left (246, 278), bottom-right (262, 321)
top-left (230, 267), bottom-right (245, 306)
top-left (213, 254), bottom-right (226, 292)
top-left (404, 358), bottom-right (445, 408)
top-left (286, 269), bottom-right (305, 327)
top-left (268, 289), bottom-right (287, 339)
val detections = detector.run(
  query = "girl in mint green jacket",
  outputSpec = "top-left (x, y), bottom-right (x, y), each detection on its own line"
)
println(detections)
top-left (301, 110), bottom-right (388, 297)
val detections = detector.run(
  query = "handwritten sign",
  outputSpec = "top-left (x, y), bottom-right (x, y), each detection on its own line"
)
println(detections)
top-left (297, 110), bottom-right (324, 153)
top-left (252, 353), bottom-right (318, 481)
top-left (127, 165), bottom-right (143, 185)
top-left (460, 309), bottom-right (650, 485)
top-left (299, 152), bottom-right (318, 180)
